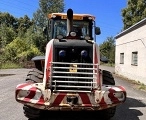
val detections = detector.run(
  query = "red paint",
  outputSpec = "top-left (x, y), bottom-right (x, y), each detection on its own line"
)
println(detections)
top-left (51, 93), bottom-right (66, 106)
top-left (79, 93), bottom-right (91, 106)
top-left (99, 97), bottom-right (108, 108)
top-left (118, 86), bottom-right (126, 91)
top-left (94, 46), bottom-right (98, 64)
top-left (16, 83), bottom-right (31, 98)
top-left (23, 87), bottom-right (37, 102)
top-left (108, 88), bottom-right (120, 104)
top-left (17, 83), bottom-right (31, 89)
top-left (37, 95), bottom-right (45, 105)
top-left (46, 45), bottom-right (53, 84)
top-left (117, 86), bottom-right (127, 102)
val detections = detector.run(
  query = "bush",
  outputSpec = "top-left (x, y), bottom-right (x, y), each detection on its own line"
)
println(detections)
top-left (0, 61), bottom-right (22, 69)
top-left (3, 37), bottom-right (42, 63)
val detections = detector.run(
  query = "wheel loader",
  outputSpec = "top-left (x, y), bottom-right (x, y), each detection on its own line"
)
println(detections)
top-left (15, 8), bottom-right (126, 120)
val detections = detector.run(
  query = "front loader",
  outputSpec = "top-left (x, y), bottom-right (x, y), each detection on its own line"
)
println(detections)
top-left (15, 9), bottom-right (126, 120)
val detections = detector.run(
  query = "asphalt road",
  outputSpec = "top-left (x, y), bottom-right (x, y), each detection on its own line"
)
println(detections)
top-left (0, 66), bottom-right (146, 120)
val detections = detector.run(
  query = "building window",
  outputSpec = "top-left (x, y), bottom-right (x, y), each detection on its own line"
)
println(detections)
top-left (131, 52), bottom-right (138, 66)
top-left (120, 53), bottom-right (124, 64)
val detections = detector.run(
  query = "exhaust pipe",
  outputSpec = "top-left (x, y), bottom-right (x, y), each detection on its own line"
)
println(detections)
top-left (67, 8), bottom-right (73, 36)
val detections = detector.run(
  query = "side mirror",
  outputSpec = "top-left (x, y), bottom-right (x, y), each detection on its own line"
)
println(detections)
top-left (43, 26), bottom-right (47, 35)
top-left (100, 57), bottom-right (108, 63)
top-left (95, 27), bottom-right (101, 35)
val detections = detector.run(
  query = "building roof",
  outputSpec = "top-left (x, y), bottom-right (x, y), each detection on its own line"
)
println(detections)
top-left (48, 13), bottom-right (95, 20)
top-left (115, 17), bottom-right (146, 39)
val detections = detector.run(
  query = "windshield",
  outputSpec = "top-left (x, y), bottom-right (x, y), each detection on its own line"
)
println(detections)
top-left (53, 20), bottom-right (90, 39)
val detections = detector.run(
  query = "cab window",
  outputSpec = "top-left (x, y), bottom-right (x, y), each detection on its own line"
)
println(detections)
top-left (53, 20), bottom-right (90, 39)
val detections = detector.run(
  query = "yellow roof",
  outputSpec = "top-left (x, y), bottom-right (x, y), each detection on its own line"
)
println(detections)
top-left (48, 13), bottom-right (95, 20)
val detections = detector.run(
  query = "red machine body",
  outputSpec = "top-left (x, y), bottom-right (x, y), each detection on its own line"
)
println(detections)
top-left (15, 9), bottom-right (126, 119)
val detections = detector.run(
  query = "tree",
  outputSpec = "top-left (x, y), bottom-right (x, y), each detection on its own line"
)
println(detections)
top-left (17, 15), bottom-right (33, 37)
top-left (122, 0), bottom-right (146, 30)
top-left (32, 0), bottom-right (64, 53)
top-left (0, 12), bottom-right (16, 27)
top-left (0, 25), bottom-right (16, 48)
top-left (0, 12), bottom-right (17, 48)
top-left (24, 26), bottom-right (46, 53)
top-left (33, 0), bottom-right (64, 28)
top-left (99, 36), bottom-right (115, 64)
top-left (3, 37), bottom-right (42, 62)
top-left (0, 0), bottom-right (65, 67)
top-left (39, 0), bottom-right (64, 15)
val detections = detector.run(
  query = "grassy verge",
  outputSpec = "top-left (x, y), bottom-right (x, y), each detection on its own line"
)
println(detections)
top-left (136, 81), bottom-right (146, 91)
top-left (100, 62), bottom-right (115, 67)
top-left (0, 61), bottom-right (35, 69)
top-left (114, 74), bottom-right (146, 92)
top-left (0, 61), bottom-right (22, 69)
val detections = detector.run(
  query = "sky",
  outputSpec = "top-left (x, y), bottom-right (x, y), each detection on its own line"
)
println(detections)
top-left (0, 0), bottom-right (127, 44)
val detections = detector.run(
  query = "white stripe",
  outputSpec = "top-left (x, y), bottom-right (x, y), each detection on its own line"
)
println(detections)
top-left (30, 89), bottom-right (42, 104)
top-left (103, 91), bottom-right (112, 104)
top-left (111, 86), bottom-right (123, 91)
top-left (87, 93), bottom-right (94, 105)
top-left (21, 84), bottom-right (33, 90)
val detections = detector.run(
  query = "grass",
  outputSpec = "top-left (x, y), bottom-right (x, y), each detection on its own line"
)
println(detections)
top-left (0, 61), bottom-right (22, 69)
top-left (128, 80), bottom-right (146, 91)
top-left (136, 81), bottom-right (146, 91)
top-left (114, 74), bottom-right (146, 92)
top-left (100, 62), bottom-right (115, 67)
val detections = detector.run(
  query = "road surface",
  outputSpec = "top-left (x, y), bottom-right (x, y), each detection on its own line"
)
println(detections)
top-left (0, 67), bottom-right (146, 120)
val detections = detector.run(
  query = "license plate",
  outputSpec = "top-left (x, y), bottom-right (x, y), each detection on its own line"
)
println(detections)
top-left (69, 64), bottom-right (77, 72)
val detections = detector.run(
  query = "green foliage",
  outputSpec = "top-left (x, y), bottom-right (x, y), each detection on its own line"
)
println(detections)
top-left (3, 37), bottom-right (42, 62)
top-left (122, 0), bottom-right (146, 30)
top-left (0, 24), bottom-right (16, 48)
top-left (24, 26), bottom-right (47, 53)
top-left (0, 61), bottom-right (22, 69)
top-left (0, 1), bottom-right (65, 68)
top-left (39, 0), bottom-right (64, 14)
top-left (0, 12), bottom-right (17, 28)
top-left (33, 0), bottom-right (65, 28)
top-left (17, 15), bottom-right (33, 37)
top-left (33, 0), bottom-right (65, 48)
top-left (99, 36), bottom-right (115, 64)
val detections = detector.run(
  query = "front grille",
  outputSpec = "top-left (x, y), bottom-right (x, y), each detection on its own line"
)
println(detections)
top-left (50, 62), bottom-right (98, 93)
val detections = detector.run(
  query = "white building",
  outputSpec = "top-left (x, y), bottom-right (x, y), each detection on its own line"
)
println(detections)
top-left (115, 18), bottom-right (146, 85)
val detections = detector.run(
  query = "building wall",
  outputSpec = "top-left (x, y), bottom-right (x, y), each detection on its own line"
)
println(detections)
top-left (115, 24), bottom-right (146, 85)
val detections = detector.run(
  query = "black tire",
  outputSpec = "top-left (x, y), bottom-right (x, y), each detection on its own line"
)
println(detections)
top-left (26, 68), bottom-right (44, 83)
top-left (23, 68), bottom-right (44, 119)
top-left (23, 105), bottom-right (40, 119)
top-left (101, 70), bottom-right (116, 119)
top-left (99, 107), bottom-right (116, 120)
top-left (102, 70), bottom-right (115, 85)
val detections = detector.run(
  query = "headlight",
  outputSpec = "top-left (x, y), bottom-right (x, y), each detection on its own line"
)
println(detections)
top-left (85, 36), bottom-right (91, 40)
top-left (70, 32), bottom-right (76, 37)
top-left (113, 92), bottom-right (125, 100)
top-left (17, 90), bottom-right (30, 98)
top-left (81, 50), bottom-right (88, 58)
top-left (57, 35), bottom-right (63, 39)
top-left (59, 50), bottom-right (66, 57)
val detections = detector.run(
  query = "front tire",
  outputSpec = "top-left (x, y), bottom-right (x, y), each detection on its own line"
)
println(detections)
top-left (23, 105), bottom-right (41, 119)
top-left (23, 68), bottom-right (44, 119)
top-left (101, 70), bottom-right (116, 119)
top-left (26, 68), bottom-right (43, 83)
top-left (102, 70), bottom-right (115, 85)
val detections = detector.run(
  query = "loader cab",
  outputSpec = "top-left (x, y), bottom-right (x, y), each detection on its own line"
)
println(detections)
top-left (45, 13), bottom-right (100, 41)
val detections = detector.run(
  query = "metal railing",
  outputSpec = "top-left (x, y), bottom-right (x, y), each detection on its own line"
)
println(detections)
top-left (50, 62), bottom-right (98, 92)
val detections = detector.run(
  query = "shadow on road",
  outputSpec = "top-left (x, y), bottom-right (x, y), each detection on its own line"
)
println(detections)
top-left (112, 97), bottom-right (146, 120)
top-left (28, 97), bottom-right (146, 120)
